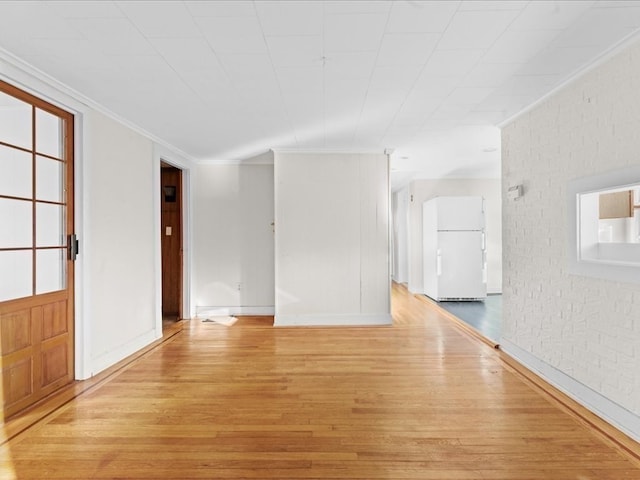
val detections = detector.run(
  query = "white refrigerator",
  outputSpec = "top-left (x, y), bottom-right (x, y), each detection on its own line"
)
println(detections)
top-left (423, 196), bottom-right (487, 301)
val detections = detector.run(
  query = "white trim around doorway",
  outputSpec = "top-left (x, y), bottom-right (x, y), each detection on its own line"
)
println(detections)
top-left (153, 144), bottom-right (196, 339)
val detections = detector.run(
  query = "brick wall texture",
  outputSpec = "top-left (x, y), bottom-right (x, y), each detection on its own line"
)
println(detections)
top-left (502, 40), bottom-right (640, 416)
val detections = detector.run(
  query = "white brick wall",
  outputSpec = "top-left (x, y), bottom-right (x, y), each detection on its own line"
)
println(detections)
top-left (502, 40), bottom-right (640, 418)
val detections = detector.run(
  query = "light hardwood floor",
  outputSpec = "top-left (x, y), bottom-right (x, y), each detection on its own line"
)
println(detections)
top-left (1, 283), bottom-right (639, 479)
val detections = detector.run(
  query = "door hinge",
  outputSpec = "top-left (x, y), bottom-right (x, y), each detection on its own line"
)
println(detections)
top-left (69, 234), bottom-right (79, 261)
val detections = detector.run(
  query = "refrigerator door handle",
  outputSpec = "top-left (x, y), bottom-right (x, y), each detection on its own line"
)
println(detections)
top-left (436, 249), bottom-right (442, 276)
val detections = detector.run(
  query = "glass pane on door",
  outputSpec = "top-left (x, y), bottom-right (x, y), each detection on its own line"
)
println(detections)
top-left (36, 248), bottom-right (66, 294)
top-left (0, 91), bottom-right (32, 150)
top-left (36, 156), bottom-right (64, 203)
top-left (0, 145), bottom-right (31, 199)
top-left (0, 250), bottom-right (32, 301)
top-left (0, 197), bottom-right (32, 248)
top-left (36, 108), bottom-right (62, 159)
top-left (0, 80), bottom-right (75, 418)
top-left (36, 203), bottom-right (65, 247)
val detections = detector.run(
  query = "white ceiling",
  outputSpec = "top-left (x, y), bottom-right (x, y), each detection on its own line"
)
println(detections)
top-left (1, 1), bottom-right (640, 189)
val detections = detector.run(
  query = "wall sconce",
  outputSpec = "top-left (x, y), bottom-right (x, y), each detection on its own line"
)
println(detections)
top-left (508, 185), bottom-right (523, 200)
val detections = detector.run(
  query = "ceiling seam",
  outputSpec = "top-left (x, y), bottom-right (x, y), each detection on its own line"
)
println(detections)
top-left (376, 1), bottom-right (463, 158)
top-left (352, 3), bottom-right (395, 151)
top-left (253, 0), bottom-right (299, 152)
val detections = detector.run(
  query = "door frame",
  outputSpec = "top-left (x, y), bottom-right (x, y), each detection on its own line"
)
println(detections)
top-left (0, 62), bottom-right (88, 381)
top-left (153, 145), bottom-right (193, 337)
top-left (0, 79), bottom-right (77, 415)
top-left (160, 163), bottom-right (183, 319)
top-left (0, 60), bottom-right (194, 381)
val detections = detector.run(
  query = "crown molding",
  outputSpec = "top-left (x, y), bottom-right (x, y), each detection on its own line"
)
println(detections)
top-left (271, 148), bottom-right (387, 156)
top-left (198, 149), bottom-right (275, 165)
top-left (499, 30), bottom-right (640, 129)
top-left (198, 148), bottom-right (389, 165)
top-left (0, 47), bottom-right (197, 166)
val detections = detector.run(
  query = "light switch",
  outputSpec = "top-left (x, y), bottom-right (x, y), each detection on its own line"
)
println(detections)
top-left (165, 226), bottom-right (172, 236)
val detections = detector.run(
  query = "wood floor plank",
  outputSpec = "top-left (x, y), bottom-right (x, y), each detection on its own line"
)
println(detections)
top-left (0, 282), bottom-right (638, 479)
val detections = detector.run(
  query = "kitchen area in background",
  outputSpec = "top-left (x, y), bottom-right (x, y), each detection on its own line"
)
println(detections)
top-left (391, 179), bottom-right (502, 344)
top-left (422, 195), bottom-right (501, 344)
top-left (598, 186), bottom-right (640, 243)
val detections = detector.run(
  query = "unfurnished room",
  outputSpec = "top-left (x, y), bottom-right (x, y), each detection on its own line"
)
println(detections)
top-left (0, 1), bottom-right (639, 478)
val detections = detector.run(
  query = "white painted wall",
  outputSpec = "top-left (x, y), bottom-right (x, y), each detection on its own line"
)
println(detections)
top-left (406, 178), bottom-right (502, 295)
top-left (274, 152), bottom-right (390, 326)
top-left (193, 161), bottom-right (275, 315)
top-left (0, 55), bottom-right (199, 380)
top-left (84, 109), bottom-right (157, 375)
top-left (1, 55), bottom-right (196, 380)
top-left (502, 39), bottom-right (640, 441)
top-left (391, 187), bottom-right (409, 284)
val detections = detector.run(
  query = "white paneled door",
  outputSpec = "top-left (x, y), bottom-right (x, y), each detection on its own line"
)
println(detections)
top-left (0, 80), bottom-right (75, 419)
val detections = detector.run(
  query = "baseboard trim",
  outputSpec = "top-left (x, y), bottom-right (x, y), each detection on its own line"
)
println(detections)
top-left (500, 338), bottom-right (640, 462)
top-left (89, 330), bottom-right (160, 377)
top-left (274, 313), bottom-right (392, 327)
top-left (2, 321), bottom-right (185, 445)
top-left (196, 306), bottom-right (275, 316)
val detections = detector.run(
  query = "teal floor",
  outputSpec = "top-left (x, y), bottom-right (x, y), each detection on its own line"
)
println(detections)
top-left (436, 294), bottom-right (501, 343)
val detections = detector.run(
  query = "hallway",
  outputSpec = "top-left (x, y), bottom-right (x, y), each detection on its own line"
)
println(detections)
top-left (1, 284), bottom-right (638, 479)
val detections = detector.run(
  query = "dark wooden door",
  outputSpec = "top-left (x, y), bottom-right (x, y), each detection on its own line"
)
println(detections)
top-left (0, 80), bottom-right (75, 418)
top-left (161, 166), bottom-right (182, 317)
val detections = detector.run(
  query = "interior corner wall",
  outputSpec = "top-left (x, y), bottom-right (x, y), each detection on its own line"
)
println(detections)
top-left (406, 178), bottom-right (502, 295)
top-left (274, 152), bottom-right (391, 326)
top-left (192, 163), bottom-right (275, 315)
top-left (84, 109), bottom-right (157, 376)
top-left (502, 40), bottom-right (640, 440)
top-left (392, 187), bottom-right (409, 284)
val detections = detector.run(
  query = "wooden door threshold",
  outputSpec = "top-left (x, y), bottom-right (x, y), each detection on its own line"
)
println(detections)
top-left (414, 293), bottom-right (499, 349)
top-left (1, 320), bottom-right (186, 445)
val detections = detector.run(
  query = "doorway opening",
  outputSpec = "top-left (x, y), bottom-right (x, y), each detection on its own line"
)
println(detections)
top-left (160, 162), bottom-right (183, 330)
